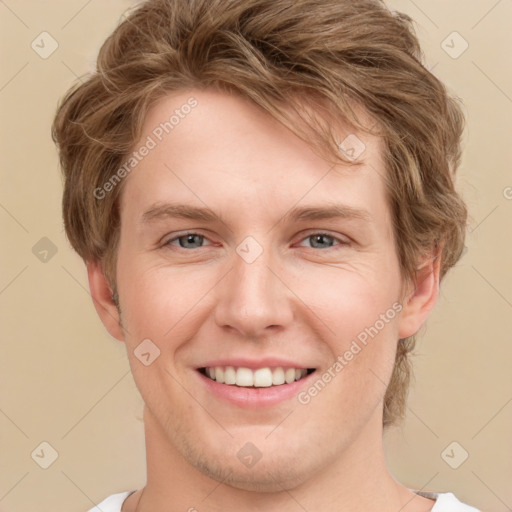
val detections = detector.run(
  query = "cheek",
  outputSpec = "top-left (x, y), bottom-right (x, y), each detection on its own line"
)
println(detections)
top-left (298, 311), bottom-right (400, 433)
top-left (290, 259), bottom-right (401, 340)
top-left (116, 257), bottom-right (214, 345)
top-left (292, 261), bottom-right (402, 397)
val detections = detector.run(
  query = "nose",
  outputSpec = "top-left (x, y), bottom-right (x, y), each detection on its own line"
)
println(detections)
top-left (213, 242), bottom-right (294, 339)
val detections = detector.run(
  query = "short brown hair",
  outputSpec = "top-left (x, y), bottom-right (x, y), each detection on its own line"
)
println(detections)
top-left (52, 0), bottom-right (468, 427)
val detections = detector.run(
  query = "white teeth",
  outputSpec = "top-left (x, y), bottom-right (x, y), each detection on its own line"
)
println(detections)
top-left (272, 367), bottom-right (285, 385)
top-left (203, 366), bottom-right (312, 387)
top-left (223, 366), bottom-right (236, 384)
top-left (253, 368), bottom-right (273, 387)
top-left (285, 368), bottom-right (296, 384)
top-left (236, 367), bottom-right (254, 386)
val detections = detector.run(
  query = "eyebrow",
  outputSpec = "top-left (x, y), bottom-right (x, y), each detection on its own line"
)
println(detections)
top-left (141, 202), bottom-right (372, 225)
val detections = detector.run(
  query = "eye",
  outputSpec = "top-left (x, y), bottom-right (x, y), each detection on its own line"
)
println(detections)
top-left (163, 232), bottom-right (212, 249)
top-left (297, 232), bottom-right (349, 249)
top-left (162, 231), bottom-right (349, 251)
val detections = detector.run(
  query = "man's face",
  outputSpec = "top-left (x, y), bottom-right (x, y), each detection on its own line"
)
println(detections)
top-left (103, 89), bottom-right (414, 491)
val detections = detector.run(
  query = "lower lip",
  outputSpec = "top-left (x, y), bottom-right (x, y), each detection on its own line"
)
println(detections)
top-left (195, 370), bottom-right (316, 408)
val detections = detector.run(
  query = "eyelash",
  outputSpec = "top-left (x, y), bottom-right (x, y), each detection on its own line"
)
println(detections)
top-left (162, 231), bottom-right (350, 250)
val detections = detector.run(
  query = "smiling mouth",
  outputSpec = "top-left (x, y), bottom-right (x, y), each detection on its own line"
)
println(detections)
top-left (198, 366), bottom-right (316, 387)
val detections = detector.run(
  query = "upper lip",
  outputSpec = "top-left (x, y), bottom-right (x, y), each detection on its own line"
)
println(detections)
top-left (196, 357), bottom-right (316, 370)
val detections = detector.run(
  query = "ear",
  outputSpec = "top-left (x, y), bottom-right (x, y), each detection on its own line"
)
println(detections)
top-left (397, 249), bottom-right (441, 339)
top-left (86, 260), bottom-right (125, 341)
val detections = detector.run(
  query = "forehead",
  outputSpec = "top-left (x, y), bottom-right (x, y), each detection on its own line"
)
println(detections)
top-left (119, 88), bottom-right (391, 233)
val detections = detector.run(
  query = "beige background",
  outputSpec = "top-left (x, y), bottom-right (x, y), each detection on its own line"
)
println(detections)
top-left (1, 1), bottom-right (511, 511)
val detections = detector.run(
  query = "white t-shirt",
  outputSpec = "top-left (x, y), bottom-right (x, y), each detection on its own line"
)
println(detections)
top-left (87, 489), bottom-right (481, 511)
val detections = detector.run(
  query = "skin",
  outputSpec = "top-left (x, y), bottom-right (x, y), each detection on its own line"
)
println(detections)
top-left (88, 88), bottom-right (440, 512)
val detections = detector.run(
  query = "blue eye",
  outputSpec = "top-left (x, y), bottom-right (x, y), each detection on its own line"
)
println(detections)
top-left (163, 232), bottom-right (348, 251)
top-left (165, 233), bottom-right (208, 249)
top-left (299, 233), bottom-right (346, 249)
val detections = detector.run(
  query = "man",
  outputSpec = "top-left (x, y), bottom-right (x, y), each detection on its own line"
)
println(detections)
top-left (52, 0), bottom-right (479, 510)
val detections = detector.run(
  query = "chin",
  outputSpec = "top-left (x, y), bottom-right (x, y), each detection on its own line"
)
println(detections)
top-left (177, 430), bottom-right (317, 492)
top-left (197, 454), bottom-right (313, 492)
